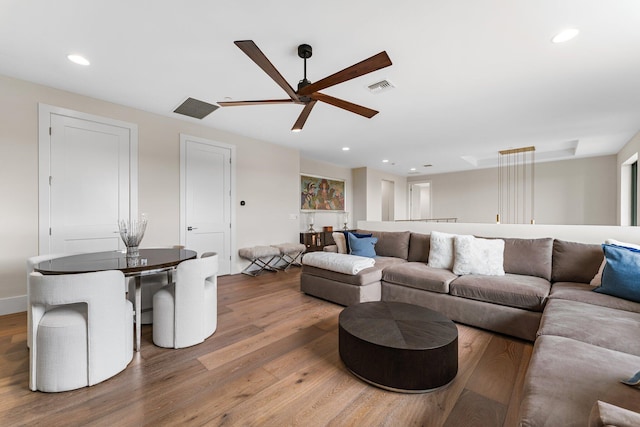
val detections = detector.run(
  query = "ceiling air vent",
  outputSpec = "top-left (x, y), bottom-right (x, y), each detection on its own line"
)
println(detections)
top-left (367, 79), bottom-right (395, 94)
top-left (173, 97), bottom-right (219, 119)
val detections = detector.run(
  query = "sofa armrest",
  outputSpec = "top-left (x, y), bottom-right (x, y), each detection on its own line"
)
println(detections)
top-left (589, 401), bottom-right (640, 427)
top-left (323, 245), bottom-right (338, 253)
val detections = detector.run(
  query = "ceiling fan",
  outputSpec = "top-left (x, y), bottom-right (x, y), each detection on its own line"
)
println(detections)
top-left (218, 40), bottom-right (392, 131)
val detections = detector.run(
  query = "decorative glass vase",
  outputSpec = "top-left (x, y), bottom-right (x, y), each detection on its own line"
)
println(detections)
top-left (127, 246), bottom-right (140, 258)
top-left (118, 217), bottom-right (147, 258)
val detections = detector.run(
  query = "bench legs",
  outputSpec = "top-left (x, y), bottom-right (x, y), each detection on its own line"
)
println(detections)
top-left (241, 255), bottom-right (279, 276)
top-left (239, 244), bottom-right (306, 276)
top-left (271, 243), bottom-right (306, 272)
top-left (276, 251), bottom-right (304, 271)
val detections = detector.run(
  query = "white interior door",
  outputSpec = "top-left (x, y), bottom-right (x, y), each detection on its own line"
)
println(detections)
top-left (180, 135), bottom-right (233, 275)
top-left (39, 104), bottom-right (138, 254)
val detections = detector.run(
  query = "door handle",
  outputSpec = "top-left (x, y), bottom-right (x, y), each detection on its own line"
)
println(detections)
top-left (187, 226), bottom-right (198, 231)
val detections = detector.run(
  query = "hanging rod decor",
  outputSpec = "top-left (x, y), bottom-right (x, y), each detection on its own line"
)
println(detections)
top-left (497, 146), bottom-right (536, 224)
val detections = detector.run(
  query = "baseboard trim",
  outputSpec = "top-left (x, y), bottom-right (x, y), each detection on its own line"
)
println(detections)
top-left (0, 295), bottom-right (27, 316)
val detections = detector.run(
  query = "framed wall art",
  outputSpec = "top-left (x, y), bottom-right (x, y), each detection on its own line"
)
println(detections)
top-left (300, 174), bottom-right (345, 211)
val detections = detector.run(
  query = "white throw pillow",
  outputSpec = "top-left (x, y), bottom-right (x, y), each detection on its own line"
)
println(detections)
top-left (453, 235), bottom-right (505, 276)
top-left (332, 232), bottom-right (347, 254)
top-left (427, 231), bottom-right (458, 270)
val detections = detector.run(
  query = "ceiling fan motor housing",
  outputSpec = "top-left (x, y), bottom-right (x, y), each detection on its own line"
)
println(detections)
top-left (297, 79), bottom-right (312, 93)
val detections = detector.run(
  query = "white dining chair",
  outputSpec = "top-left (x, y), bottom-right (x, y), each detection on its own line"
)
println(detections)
top-left (152, 252), bottom-right (218, 348)
top-left (26, 254), bottom-right (69, 349)
top-left (29, 270), bottom-right (134, 392)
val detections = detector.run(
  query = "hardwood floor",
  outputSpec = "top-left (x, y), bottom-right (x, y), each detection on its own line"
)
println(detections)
top-left (0, 270), bottom-right (532, 426)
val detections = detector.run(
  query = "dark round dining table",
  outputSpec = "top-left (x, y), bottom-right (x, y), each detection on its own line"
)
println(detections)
top-left (34, 248), bottom-right (197, 351)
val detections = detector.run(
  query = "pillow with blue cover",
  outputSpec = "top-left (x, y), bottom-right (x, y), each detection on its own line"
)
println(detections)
top-left (347, 232), bottom-right (378, 258)
top-left (343, 231), bottom-right (372, 253)
top-left (591, 239), bottom-right (640, 286)
top-left (594, 243), bottom-right (640, 303)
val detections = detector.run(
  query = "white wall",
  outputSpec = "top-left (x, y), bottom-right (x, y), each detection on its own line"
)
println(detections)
top-left (408, 156), bottom-right (617, 225)
top-left (0, 74), bottom-right (300, 313)
top-left (299, 157), bottom-right (353, 230)
top-left (352, 167), bottom-right (367, 224)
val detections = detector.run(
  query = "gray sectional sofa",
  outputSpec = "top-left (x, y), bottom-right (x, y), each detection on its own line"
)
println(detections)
top-left (300, 229), bottom-right (640, 426)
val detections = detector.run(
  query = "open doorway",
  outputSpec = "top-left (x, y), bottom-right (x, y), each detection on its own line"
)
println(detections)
top-left (409, 181), bottom-right (432, 220)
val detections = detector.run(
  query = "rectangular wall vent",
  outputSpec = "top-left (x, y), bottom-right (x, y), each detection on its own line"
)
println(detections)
top-left (173, 97), bottom-right (219, 119)
top-left (367, 79), bottom-right (396, 94)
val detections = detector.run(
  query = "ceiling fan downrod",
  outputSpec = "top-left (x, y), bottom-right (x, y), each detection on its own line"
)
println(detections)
top-left (297, 44), bottom-right (312, 93)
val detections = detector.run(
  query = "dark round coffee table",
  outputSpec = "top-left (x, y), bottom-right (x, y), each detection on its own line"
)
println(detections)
top-left (339, 301), bottom-right (458, 393)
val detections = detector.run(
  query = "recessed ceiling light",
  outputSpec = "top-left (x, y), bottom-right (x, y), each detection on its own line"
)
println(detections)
top-left (382, 159), bottom-right (389, 163)
top-left (552, 28), bottom-right (579, 44)
top-left (67, 54), bottom-right (90, 66)
top-left (409, 167), bottom-right (416, 171)
top-left (342, 147), bottom-right (350, 151)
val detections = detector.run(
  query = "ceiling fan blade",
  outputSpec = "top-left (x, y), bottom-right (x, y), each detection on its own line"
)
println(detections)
top-left (234, 40), bottom-right (299, 102)
top-left (311, 93), bottom-right (378, 118)
top-left (218, 99), bottom-right (296, 107)
top-left (292, 100), bottom-right (317, 131)
top-left (298, 51), bottom-right (392, 96)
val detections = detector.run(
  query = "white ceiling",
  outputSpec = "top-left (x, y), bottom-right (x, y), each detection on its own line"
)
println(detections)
top-left (1, 1), bottom-right (639, 176)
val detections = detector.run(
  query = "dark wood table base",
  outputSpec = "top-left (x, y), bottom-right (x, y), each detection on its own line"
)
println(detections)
top-left (339, 301), bottom-right (458, 393)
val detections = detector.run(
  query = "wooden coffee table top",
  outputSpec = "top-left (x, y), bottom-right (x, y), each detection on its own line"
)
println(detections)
top-left (339, 301), bottom-right (458, 350)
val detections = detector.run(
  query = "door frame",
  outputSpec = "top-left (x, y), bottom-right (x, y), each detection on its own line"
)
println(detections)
top-left (179, 134), bottom-right (236, 274)
top-left (38, 103), bottom-right (139, 255)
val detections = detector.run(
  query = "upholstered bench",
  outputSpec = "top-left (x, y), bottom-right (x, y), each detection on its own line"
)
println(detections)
top-left (238, 246), bottom-right (280, 276)
top-left (271, 243), bottom-right (306, 271)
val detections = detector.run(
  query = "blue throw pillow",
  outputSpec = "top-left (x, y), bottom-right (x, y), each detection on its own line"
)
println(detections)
top-left (348, 233), bottom-right (378, 258)
top-left (594, 244), bottom-right (640, 303)
top-left (343, 231), bottom-right (372, 253)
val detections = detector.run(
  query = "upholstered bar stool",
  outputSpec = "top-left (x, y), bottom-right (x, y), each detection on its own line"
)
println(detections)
top-left (29, 270), bottom-right (134, 392)
top-left (153, 252), bottom-right (218, 348)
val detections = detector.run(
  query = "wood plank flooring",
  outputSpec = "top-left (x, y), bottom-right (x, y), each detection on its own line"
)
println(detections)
top-left (0, 269), bottom-right (533, 426)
